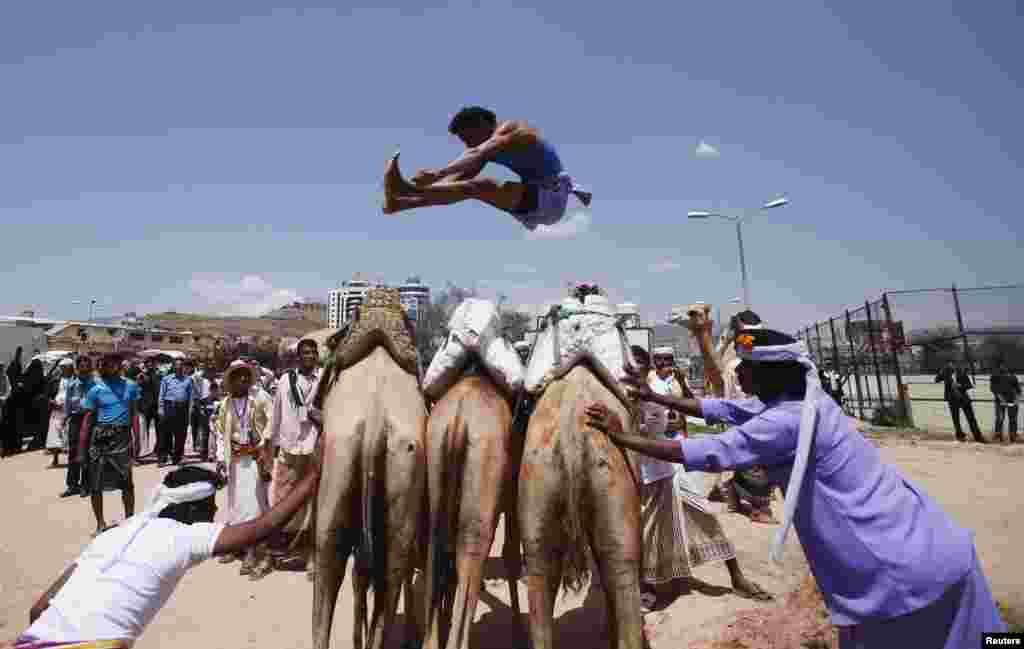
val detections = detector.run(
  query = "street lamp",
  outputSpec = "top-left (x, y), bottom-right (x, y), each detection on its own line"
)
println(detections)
top-left (686, 196), bottom-right (790, 309)
top-left (72, 299), bottom-right (98, 322)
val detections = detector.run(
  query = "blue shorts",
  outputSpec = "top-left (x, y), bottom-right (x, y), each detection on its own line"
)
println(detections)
top-left (511, 173), bottom-right (575, 230)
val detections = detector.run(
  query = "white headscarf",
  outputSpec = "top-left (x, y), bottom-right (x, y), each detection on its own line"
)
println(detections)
top-left (97, 480), bottom-right (216, 572)
top-left (735, 335), bottom-right (823, 565)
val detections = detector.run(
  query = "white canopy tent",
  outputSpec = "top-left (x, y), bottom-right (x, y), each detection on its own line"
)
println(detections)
top-left (138, 349), bottom-right (187, 360)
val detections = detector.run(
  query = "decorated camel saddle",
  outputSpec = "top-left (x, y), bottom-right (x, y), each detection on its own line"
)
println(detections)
top-left (422, 298), bottom-right (524, 401)
top-left (332, 287), bottom-right (420, 378)
top-left (524, 285), bottom-right (637, 409)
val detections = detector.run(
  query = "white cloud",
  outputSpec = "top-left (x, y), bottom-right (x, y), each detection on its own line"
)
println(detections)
top-left (523, 209), bottom-right (592, 241)
top-left (694, 140), bottom-right (720, 159)
top-left (648, 259), bottom-right (681, 273)
top-left (188, 274), bottom-right (301, 316)
top-left (502, 263), bottom-right (538, 274)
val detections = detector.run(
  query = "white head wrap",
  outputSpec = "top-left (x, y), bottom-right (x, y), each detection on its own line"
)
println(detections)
top-left (735, 335), bottom-right (822, 565)
top-left (97, 479), bottom-right (216, 572)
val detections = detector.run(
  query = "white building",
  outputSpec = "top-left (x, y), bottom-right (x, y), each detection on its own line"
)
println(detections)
top-left (397, 276), bottom-right (431, 323)
top-left (328, 273), bottom-right (431, 328)
top-left (328, 274), bottom-right (373, 328)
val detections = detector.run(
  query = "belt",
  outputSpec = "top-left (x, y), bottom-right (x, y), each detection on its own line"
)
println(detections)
top-left (231, 443), bottom-right (261, 458)
top-left (163, 401), bottom-right (189, 407)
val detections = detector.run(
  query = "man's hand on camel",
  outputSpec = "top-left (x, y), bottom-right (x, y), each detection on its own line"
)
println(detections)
top-left (411, 169), bottom-right (443, 187)
top-left (585, 403), bottom-right (624, 437)
top-left (621, 364), bottom-right (654, 399)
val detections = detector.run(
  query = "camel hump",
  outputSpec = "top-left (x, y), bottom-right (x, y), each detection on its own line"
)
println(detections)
top-left (423, 298), bottom-right (525, 401)
top-left (332, 287), bottom-right (420, 377)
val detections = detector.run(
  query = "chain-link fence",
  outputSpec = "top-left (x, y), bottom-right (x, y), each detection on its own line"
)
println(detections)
top-left (796, 284), bottom-right (1024, 436)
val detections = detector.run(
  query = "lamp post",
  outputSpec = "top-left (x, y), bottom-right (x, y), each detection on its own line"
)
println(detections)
top-left (687, 196), bottom-right (790, 309)
top-left (72, 298), bottom-right (98, 322)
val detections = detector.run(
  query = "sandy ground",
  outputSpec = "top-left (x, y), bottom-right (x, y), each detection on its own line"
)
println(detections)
top-left (1, 433), bottom-right (1021, 648)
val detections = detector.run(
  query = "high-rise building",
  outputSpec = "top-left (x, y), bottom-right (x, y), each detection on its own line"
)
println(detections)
top-left (328, 273), bottom-right (372, 328)
top-left (328, 273), bottom-right (433, 328)
top-left (397, 276), bottom-right (431, 323)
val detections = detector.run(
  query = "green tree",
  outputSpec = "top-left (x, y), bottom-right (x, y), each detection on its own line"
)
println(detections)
top-left (978, 335), bottom-right (1024, 371)
top-left (916, 326), bottom-right (961, 373)
top-left (414, 283), bottom-right (477, 362)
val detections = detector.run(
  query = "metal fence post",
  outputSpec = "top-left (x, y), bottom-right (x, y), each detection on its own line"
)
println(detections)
top-left (828, 316), bottom-right (844, 411)
top-left (881, 292), bottom-right (911, 427)
top-left (951, 284), bottom-right (976, 379)
top-left (846, 309), bottom-right (867, 421)
top-left (864, 300), bottom-right (886, 412)
top-left (814, 321), bottom-right (825, 366)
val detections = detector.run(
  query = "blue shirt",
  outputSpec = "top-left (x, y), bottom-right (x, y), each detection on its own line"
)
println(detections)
top-left (159, 374), bottom-right (193, 404)
top-left (490, 138), bottom-right (563, 182)
top-left (684, 397), bottom-right (974, 626)
top-left (83, 378), bottom-right (140, 426)
top-left (65, 376), bottom-right (96, 417)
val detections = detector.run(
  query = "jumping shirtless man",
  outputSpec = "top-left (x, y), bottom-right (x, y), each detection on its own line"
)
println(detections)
top-left (382, 106), bottom-right (592, 231)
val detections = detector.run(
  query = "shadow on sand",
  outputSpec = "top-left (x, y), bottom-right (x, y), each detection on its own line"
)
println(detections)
top-left (379, 556), bottom-right (734, 649)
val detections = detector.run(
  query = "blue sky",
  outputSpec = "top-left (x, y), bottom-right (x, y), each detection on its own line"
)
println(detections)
top-left (2, 1), bottom-right (1021, 333)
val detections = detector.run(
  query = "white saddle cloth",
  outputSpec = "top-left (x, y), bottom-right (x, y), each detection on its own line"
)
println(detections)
top-left (423, 298), bottom-right (525, 400)
top-left (523, 295), bottom-right (636, 407)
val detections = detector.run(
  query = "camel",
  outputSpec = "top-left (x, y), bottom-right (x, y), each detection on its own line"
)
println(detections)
top-left (421, 370), bottom-right (523, 649)
top-left (313, 289), bottom-right (427, 649)
top-left (418, 297), bottom-right (526, 649)
top-left (518, 288), bottom-right (645, 649)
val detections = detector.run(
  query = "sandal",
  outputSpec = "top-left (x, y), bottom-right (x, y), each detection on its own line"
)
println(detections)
top-left (748, 510), bottom-right (778, 525)
top-left (639, 591), bottom-right (658, 614)
top-left (733, 580), bottom-right (773, 602)
top-left (248, 562), bottom-right (274, 581)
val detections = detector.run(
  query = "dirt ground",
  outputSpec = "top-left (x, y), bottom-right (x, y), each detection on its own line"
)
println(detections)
top-left (1, 432), bottom-right (1021, 648)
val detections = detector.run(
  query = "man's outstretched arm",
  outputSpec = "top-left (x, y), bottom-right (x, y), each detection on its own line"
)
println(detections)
top-left (434, 121), bottom-right (538, 179)
top-left (29, 563), bottom-right (77, 624)
top-left (213, 454), bottom-right (321, 556)
top-left (585, 403), bottom-right (685, 463)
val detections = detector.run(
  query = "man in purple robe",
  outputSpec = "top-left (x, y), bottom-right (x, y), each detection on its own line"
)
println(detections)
top-left (586, 328), bottom-right (1006, 648)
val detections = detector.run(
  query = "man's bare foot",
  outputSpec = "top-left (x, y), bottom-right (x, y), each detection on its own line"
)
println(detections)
top-left (383, 153), bottom-right (414, 214)
top-left (385, 153), bottom-right (417, 196)
top-left (732, 576), bottom-right (773, 602)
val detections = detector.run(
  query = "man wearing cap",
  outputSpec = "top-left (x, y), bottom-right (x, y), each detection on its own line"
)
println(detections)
top-left (13, 459), bottom-right (321, 648)
top-left (212, 360), bottom-right (274, 580)
top-left (78, 354), bottom-right (140, 537)
top-left (589, 328), bottom-right (1006, 648)
top-left (265, 339), bottom-right (322, 575)
top-left (158, 359), bottom-right (193, 466)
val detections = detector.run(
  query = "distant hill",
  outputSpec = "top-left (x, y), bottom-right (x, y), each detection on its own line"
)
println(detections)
top-left (142, 313), bottom-right (323, 339)
top-left (143, 312), bottom-right (209, 321)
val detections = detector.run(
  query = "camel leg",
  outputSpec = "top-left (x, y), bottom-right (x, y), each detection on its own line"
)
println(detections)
top-left (403, 572), bottom-right (423, 649)
top-left (423, 422), bottom-right (451, 649)
top-left (520, 483), bottom-right (566, 649)
top-left (587, 474), bottom-right (643, 649)
top-left (353, 565), bottom-right (370, 649)
top-left (444, 514), bottom-right (498, 649)
top-left (592, 553), bottom-right (643, 649)
top-left (503, 493), bottom-right (523, 620)
top-left (369, 427), bottom-right (426, 649)
top-left (313, 452), bottom-right (357, 649)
